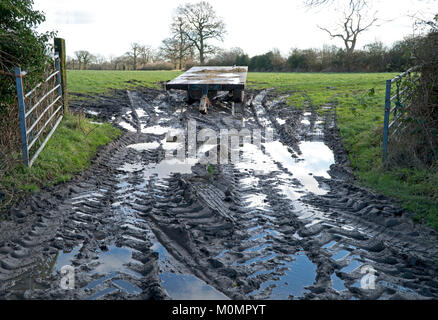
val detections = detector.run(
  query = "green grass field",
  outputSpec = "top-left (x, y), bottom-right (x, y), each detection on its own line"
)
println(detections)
top-left (67, 70), bottom-right (182, 95)
top-left (66, 70), bottom-right (438, 230)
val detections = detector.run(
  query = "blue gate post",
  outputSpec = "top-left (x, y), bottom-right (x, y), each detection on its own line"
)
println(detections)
top-left (14, 66), bottom-right (29, 167)
top-left (55, 55), bottom-right (63, 108)
top-left (382, 79), bottom-right (392, 163)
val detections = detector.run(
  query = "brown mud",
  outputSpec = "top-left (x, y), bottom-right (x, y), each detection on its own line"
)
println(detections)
top-left (1, 87), bottom-right (438, 300)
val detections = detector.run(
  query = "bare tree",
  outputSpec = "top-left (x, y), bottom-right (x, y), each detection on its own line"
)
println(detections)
top-left (127, 43), bottom-right (142, 70)
top-left (66, 56), bottom-right (77, 70)
top-left (113, 56), bottom-right (128, 70)
top-left (176, 1), bottom-right (226, 64)
top-left (318, 0), bottom-right (378, 57)
top-left (74, 51), bottom-right (82, 70)
top-left (94, 54), bottom-right (107, 65)
top-left (74, 50), bottom-right (94, 70)
top-left (160, 38), bottom-right (180, 69)
top-left (305, 0), bottom-right (357, 7)
top-left (138, 45), bottom-right (154, 67)
top-left (170, 16), bottom-right (193, 69)
top-left (208, 47), bottom-right (246, 66)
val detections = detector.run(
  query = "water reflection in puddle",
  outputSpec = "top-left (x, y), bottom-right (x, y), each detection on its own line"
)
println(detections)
top-left (236, 143), bottom-right (278, 173)
top-left (264, 140), bottom-right (334, 195)
top-left (122, 127), bottom-right (196, 180)
top-left (215, 250), bottom-right (229, 259)
top-left (332, 273), bottom-right (346, 292)
top-left (119, 158), bottom-right (198, 180)
top-left (249, 252), bottom-right (316, 299)
top-left (322, 240), bottom-right (337, 249)
top-left (151, 234), bottom-right (229, 300)
top-left (244, 193), bottom-right (269, 210)
top-left (277, 118), bottom-right (286, 125)
top-left (92, 245), bottom-right (142, 279)
top-left (84, 272), bottom-right (118, 290)
top-left (142, 125), bottom-right (171, 135)
top-left (154, 106), bottom-right (164, 114)
top-left (150, 159), bottom-right (197, 180)
top-left (244, 243), bottom-right (271, 253)
top-left (236, 138), bottom-right (334, 197)
top-left (332, 250), bottom-right (350, 261)
top-left (249, 233), bottom-right (267, 241)
top-left (112, 279), bottom-right (142, 294)
top-left (84, 109), bottom-right (100, 116)
top-left (160, 272), bottom-right (228, 300)
top-left (52, 245), bottom-right (82, 275)
top-left (136, 108), bottom-right (147, 118)
top-left (119, 121), bottom-right (136, 132)
top-left (341, 258), bottom-right (362, 273)
top-left (81, 245), bottom-right (143, 299)
top-left (127, 142), bottom-right (160, 151)
top-left (240, 176), bottom-right (259, 188)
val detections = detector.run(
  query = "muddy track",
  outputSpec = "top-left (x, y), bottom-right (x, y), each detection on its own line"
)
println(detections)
top-left (1, 87), bottom-right (438, 300)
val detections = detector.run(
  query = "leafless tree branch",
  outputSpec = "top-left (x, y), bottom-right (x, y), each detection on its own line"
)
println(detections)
top-left (175, 1), bottom-right (226, 64)
top-left (317, 0), bottom-right (378, 57)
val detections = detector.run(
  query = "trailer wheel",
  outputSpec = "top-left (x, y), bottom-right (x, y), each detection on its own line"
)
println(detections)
top-left (233, 89), bottom-right (244, 103)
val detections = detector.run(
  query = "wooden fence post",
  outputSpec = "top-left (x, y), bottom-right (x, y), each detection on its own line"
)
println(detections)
top-left (54, 38), bottom-right (68, 113)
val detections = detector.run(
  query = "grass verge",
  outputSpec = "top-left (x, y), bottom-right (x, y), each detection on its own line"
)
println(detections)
top-left (0, 113), bottom-right (122, 216)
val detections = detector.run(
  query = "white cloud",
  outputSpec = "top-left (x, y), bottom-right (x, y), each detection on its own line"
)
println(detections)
top-left (54, 10), bottom-right (95, 24)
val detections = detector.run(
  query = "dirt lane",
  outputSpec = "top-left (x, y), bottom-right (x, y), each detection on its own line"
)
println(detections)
top-left (1, 88), bottom-right (438, 300)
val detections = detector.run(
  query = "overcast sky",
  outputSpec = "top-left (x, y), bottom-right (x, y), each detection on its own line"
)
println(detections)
top-left (33, 0), bottom-right (436, 59)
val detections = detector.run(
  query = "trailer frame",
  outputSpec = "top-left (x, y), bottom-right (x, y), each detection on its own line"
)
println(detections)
top-left (166, 66), bottom-right (248, 113)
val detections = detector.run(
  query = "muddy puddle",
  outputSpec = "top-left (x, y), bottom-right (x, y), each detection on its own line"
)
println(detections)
top-left (151, 238), bottom-right (229, 300)
top-left (248, 252), bottom-right (317, 299)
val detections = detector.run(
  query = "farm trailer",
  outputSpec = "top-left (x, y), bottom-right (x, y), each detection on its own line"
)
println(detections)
top-left (166, 66), bottom-right (248, 113)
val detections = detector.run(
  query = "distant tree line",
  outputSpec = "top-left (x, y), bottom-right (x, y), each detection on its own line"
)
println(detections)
top-left (208, 39), bottom-right (414, 73)
top-left (68, 37), bottom-right (414, 73)
top-left (67, 45), bottom-right (174, 71)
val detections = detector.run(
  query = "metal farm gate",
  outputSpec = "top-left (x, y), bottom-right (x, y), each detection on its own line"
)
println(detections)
top-left (382, 66), bottom-right (420, 162)
top-left (15, 54), bottom-right (64, 167)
